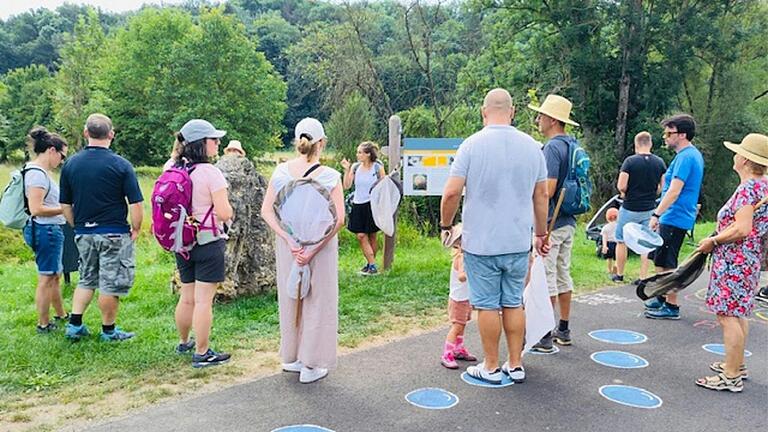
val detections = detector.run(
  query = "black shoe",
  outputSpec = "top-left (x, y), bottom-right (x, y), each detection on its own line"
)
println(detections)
top-left (611, 274), bottom-right (624, 283)
top-left (192, 349), bottom-right (231, 368)
top-left (175, 339), bottom-right (196, 354)
top-left (36, 322), bottom-right (57, 334)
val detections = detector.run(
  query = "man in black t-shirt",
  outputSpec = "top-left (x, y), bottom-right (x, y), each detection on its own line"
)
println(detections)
top-left (613, 132), bottom-right (666, 282)
top-left (60, 114), bottom-right (144, 342)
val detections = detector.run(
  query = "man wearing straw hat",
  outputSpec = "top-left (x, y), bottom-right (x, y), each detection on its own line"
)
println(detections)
top-left (528, 94), bottom-right (581, 352)
top-left (645, 114), bottom-right (704, 320)
top-left (440, 88), bottom-right (550, 385)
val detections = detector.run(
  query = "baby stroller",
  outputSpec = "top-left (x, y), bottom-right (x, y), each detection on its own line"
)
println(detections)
top-left (585, 194), bottom-right (622, 258)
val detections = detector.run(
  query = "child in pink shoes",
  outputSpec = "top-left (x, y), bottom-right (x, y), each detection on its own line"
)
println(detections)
top-left (441, 225), bottom-right (477, 369)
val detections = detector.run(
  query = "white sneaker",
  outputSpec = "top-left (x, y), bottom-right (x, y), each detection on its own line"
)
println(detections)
top-left (501, 361), bottom-right (525, 383)
top-left (299, 366), bottom-right (328, 384)
top-left (466, 363), bottom-right (502, 385)
top-left (282, 360), bottom-right (303, 373)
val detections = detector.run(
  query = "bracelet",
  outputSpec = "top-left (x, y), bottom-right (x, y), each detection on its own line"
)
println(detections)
top-left (651, 212), bottom-right (660, 218)
top-left (535, 233), bottom-right (548, 238)
top-left (711, 237), bottom-right (719, 246)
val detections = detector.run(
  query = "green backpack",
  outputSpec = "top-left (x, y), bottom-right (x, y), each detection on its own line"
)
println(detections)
top-left (0, 166), bottom-right (47, 229)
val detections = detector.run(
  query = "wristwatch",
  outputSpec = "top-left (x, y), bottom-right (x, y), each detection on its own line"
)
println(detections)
top-left (651, 212), bottom-right (661, 219)
top-left (439, 224), bottom-right (452, 231)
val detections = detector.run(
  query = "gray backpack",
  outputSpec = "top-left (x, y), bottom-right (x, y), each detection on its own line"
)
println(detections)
top-left (0, 166), bottom-right (48, 229)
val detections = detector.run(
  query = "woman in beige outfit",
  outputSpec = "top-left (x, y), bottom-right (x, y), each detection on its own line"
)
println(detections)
top-left (261, 118), bottom-right (345, 383)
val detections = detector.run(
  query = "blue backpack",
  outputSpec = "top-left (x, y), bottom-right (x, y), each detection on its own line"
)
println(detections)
top-left (557, 137), bottom-right (592, 216)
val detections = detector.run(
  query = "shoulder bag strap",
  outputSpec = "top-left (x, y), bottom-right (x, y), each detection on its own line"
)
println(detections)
top-left (303, 163), bottom-right (322, 178)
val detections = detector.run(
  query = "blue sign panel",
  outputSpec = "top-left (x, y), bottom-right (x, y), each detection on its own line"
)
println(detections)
top-left (701, 344), bottom-right (752, 357)
top-left (589, 329), bottom-right (648, 345)
top-left (599, 385), bottom-right (663, 409)
top-left (405, 388), bottom-right (459, 410)
top-left (403, 138), bottom-right (463, 150)
top-left (591, 351), bottom-right (649, 369)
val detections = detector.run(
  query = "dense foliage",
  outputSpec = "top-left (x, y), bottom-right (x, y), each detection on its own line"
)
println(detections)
top-left (0, 0), bottom-right (766, 217)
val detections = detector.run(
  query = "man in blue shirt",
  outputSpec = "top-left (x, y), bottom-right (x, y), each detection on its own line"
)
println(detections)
top-left (646, 114), bottom-right (704, 319)
top-left (60, 114), bottom-right (144, 341)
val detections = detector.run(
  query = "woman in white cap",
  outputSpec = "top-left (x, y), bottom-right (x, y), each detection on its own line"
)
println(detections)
top-left (261, 117), bottom-right (345, 383)
top-left (694, 133), bottom-right (768, 392)
top-left (172, 119), bottom-right (234, 368)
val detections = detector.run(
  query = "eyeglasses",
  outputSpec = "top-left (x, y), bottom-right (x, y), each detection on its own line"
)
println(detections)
top-left (207, 137), bottom-right (221, 143)
top-left (662, 131), bottom-right (683, 138)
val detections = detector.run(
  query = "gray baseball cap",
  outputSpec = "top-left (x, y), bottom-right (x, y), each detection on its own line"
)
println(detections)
top-left (180, 119), bottom-right (226, 143)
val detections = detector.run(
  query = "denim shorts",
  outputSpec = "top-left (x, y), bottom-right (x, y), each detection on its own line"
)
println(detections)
top-left (615, 207), bottom-right (654, 242)
top-left (463, 250), bottom-right (529, 310)
top-left (23, 222), bottom-right (64, 275)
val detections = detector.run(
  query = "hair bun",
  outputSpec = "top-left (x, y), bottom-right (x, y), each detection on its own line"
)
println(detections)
top-left (29, 126), bottom-right (50, 143)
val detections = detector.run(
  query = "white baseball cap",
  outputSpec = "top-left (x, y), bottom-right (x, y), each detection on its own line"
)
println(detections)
top-left (294, 118), bottom-right (326, 144)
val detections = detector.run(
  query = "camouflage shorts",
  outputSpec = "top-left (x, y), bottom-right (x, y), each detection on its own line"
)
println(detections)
top-left (75, 233), bottom-right (135, 296)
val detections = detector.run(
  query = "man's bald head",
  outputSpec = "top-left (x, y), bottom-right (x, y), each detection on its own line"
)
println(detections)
top-left (481, 88), bottom-right (514, 126)
top-left (483, 88), bottom-right (513, 112)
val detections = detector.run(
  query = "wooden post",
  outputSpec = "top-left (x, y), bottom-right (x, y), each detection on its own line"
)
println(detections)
top-left (383, 115), bottom-right (401, 271)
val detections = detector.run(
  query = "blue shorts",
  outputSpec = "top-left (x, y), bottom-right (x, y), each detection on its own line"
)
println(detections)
top-left (23, 222), bottom-right (64, 275)
top-left (464, 251), bottom-right (529, 310)
top-left (615, 207), bottom-right (654, 242)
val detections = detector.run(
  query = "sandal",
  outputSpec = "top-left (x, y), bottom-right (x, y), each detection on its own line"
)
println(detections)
top-left (709, 361), bottom-right (748, 380)
top-left (695, 373), bottom-right (743, 393)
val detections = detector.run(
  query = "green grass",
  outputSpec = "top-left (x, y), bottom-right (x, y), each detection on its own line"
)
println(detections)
top-left (0, 162), bottom-right (716, 429)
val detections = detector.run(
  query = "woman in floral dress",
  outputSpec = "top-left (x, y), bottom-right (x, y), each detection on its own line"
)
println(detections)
top-left (695, 133), bottom-right (768, 393)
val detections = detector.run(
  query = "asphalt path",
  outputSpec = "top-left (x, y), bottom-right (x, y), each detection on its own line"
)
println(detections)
top-left (85, 276), bottom-right (767, 432)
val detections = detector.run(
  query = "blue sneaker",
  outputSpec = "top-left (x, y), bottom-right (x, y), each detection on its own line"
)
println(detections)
top-left (644, 303), bottom-right (680, 320)
top-left (192, 349), bottom-right (231, 368)
top-left (365, 264), bottom-right (379, 276)
top-left (65, 323), bottom-right (90, 340)
top-left (644, 296), bottom-right (664, 310)
top-left (100, 327), bottom-right (135, 341)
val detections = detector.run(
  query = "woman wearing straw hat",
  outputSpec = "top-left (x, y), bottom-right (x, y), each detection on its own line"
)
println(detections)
top-left (694, 133), bottom-right (768, 393)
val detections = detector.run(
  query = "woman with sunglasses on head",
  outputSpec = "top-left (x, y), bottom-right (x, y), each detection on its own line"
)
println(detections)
top-left (171, 119), bottom-right (234, 368)
top-left (22, 126), bottom-right (69, 333)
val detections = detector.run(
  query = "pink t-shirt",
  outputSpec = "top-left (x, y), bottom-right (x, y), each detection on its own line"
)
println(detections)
top-left (190, 163), bottom-right (228, 232)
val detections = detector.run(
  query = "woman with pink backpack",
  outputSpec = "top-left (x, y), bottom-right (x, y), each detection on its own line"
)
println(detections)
top-left (168, 119), bottom-right (233, 368)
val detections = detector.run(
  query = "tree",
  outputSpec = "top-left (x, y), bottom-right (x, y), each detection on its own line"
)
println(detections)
top-left (0, 64), bottom-right (55, 160)
top-left (99, 7), bottom-right (286, 165)
top-left (326, 92), bottom-right (376, 162)
top-left (52, 8), bottom-right (109, 150)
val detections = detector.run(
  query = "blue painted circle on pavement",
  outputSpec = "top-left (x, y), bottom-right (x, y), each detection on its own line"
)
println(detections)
top-left (405, 388), bottom-right (459, 410)
top-left (271, 426), bottom-right (335, 432)
top-left (599, 385), bottom-right (663, 409)
top-left (525, 345), bottom-right (560, 355)
top-left (460, 371), bottom-right (514, 388)
top-left (702, 343), bottom-right (752, 357)
top-left (589, 329), bottom-right (648, 345)
top-left (591, 351), bottom-right (649, 369)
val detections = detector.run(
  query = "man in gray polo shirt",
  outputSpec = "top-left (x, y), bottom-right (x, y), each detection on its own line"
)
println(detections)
top-left (440, 88), bottom-right (550, 385)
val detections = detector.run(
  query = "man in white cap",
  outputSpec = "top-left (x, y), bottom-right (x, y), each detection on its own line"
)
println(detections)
top-left (441, 88), bottom-right (549, 385)
top-left (528, 94), bottom-right (581, 352)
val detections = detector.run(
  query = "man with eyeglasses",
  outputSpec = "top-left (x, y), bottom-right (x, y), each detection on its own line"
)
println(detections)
top-left (59, 113), bottom-right (144, 341)
top-left (646, 114), bottom-right (704, 319)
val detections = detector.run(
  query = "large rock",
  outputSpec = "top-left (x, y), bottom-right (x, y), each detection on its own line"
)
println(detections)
top-left (214, 155), bottom-right (276, 299)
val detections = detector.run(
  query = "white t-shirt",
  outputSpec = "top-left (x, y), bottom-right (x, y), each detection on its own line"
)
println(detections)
top-left (352, 162), bottom-right (381, 204)
top-left (449, 265), bottom-right (469, 301)
top-left (23, 163), bottom-right (66, 225)
top-left (449, 125), bottom-right (547, 256)
top-left (601, 221), bottom-right (617, 243)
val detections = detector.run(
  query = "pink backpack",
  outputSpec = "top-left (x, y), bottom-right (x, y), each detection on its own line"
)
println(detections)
top-left (151, 165), bottom-right (216, 259)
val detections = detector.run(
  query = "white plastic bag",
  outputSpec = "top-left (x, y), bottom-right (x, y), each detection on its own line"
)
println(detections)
top-left (369, 176), bottom-right (401, 236)
top-left (523, 255), bottom-right (555, 354)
